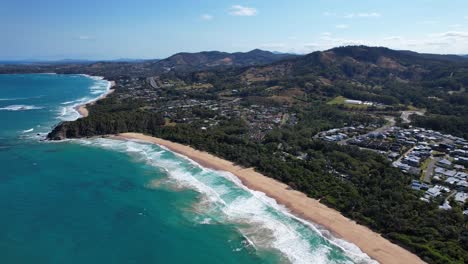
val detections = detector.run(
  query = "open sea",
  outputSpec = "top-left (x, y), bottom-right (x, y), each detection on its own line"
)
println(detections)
top-left (0, 74), bottom-right (376, 264)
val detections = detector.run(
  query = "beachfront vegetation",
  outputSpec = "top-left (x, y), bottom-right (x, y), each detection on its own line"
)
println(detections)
top-left (48, 99), bottom-right (165, 139)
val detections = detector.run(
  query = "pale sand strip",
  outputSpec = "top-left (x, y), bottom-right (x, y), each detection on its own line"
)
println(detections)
top-left (76, 80), bottom-right (116, 118)
top-left (116, 132), bottom-right (425, 264)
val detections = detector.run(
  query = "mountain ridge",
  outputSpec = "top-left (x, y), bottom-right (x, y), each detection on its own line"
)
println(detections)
top-left (148, 49), bottom-right (297, 73)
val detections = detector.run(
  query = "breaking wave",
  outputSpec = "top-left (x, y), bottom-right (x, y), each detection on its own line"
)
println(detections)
top-left (78, 138), bottom-right (377, 264)
top-left (57, 75), bottom-right (111, 121)
top-left (0, 105), bottom-right (43, 111)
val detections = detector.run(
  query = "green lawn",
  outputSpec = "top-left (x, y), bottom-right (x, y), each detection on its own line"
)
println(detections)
top-left (327, 96), bottom-right (346, 105)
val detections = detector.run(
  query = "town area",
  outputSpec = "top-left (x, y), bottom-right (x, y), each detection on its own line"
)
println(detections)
top-left (317, 123), bottom-right (468, 214)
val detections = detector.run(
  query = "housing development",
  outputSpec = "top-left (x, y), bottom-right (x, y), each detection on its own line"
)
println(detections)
top-left (319, 123), bottom-right (468, 213)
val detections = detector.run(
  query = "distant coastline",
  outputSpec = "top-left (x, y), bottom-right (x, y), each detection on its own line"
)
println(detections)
top-left (114, 132), bottom-right (425, 264)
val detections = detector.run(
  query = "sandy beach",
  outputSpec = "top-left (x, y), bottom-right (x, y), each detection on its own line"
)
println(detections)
top-left (76, 80), bottom-right (115, 118)
top-left (115, 132), bottom-right (425, 264)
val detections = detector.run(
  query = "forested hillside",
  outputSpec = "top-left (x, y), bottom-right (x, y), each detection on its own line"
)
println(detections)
top-left (169, 46), bottom-right (468, 138)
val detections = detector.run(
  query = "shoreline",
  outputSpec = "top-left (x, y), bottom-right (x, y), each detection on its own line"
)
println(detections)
top-left (75, 79), bottom-right (115, 118)
top-left (114, 132), bottom-right (425, 264)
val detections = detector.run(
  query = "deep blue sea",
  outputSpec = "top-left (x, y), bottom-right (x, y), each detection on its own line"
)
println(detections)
top-left (0, 74), bottom-right (376, 264)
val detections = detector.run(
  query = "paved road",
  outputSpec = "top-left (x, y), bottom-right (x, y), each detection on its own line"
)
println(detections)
top-left (395, 146), bottom-right (416, 163)
top-left (148, 77), bottom-right (159, 89)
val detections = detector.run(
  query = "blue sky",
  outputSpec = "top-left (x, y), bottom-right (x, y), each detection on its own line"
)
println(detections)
top-left (1, 0), bottom-right (468, 60)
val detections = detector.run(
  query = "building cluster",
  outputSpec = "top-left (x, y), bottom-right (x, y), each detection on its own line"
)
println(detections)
top-left (392, 145), bottom-right (431, 175)
top-left (114, 76), bottom-right (298, 140)
top-left (344, 99), bottom-right (386, 107)
top-left (318, 124), bottom-right (468, 212)
top-left (243, 105), bottom-right (297, 141)
top-left (316, 125), bottom-right (377, 142)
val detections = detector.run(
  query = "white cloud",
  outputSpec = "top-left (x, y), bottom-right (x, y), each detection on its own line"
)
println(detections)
top-left (433, 31), bottom-right (468, 39)
top-left (229, 5), bottom-right (257, 16)
top-left (379, 33), bottom-right (468, 53)
top-left (201, 14), bottom-right (213, 21)
top-left (424, 41), bottom-right (451, 46)
top-left (252, 29), bottom-right (468, 55)
top-left (344, 12), bottom-right (381, 18)
top-left (77, 36), bottom-right (94, 40)
top-left (335, 24), bottom-right (349, 29)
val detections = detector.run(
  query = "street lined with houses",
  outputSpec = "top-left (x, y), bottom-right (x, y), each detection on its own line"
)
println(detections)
top-left (316, 113), bottom-right (468, 214)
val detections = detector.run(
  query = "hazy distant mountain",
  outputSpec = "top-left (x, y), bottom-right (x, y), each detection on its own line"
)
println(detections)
top-left (396, 51), bottom-right (468, 63)
top-left (148, 49), bottom-right (297, 73)
top-left (109, 58), bottom-right (149, 63)
top-left (0, 58), bottom-right (149, 65)
top-left (2, 46), bottom-right (466, 82)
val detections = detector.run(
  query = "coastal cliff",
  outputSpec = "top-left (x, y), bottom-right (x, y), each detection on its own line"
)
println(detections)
top-left (48, 122), bottom-right (69, 140)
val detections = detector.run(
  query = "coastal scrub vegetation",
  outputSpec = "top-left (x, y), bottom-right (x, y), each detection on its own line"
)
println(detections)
top-left (48, 98), bottom-right (165, 139)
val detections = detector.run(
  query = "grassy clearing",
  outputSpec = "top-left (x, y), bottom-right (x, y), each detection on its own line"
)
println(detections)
top-left (327, 96), bottom-right (346, 105)
top-left (164, 118), bottom-right (177, 127)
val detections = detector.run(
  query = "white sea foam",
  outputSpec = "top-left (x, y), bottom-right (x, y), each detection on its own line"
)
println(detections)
top-left (22, 128), bottom-right (34, 133)
top-left (56, 75), bottom-right (111, 121)
top-left (200, 217), bottom-right (213, 224)
top-left (216, 171), bottom-right (377, 264)
top-left (80, 138), bottom-right (377, 264)
top-left (0, 105), bottom-right (43, 111)
top-left (60, 100), bottom-right (76, 105)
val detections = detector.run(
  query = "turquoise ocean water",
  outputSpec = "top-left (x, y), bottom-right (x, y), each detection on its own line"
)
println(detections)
top-left (0, 74), bottom-right (376, 264)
